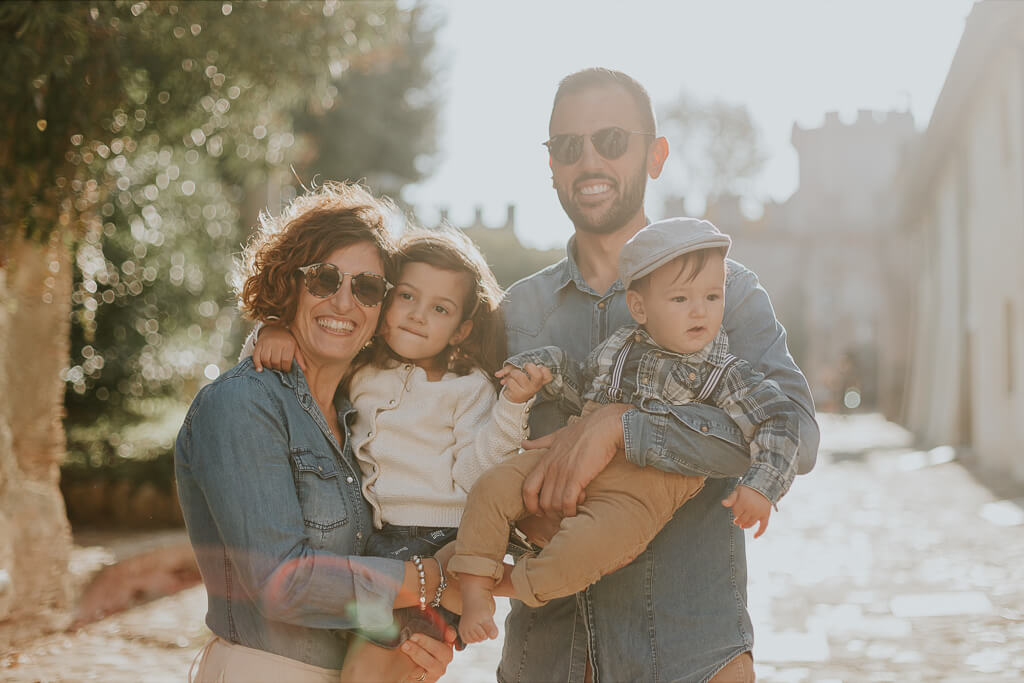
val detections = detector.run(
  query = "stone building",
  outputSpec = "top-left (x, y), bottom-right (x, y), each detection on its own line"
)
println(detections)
top-left (428, 204), bottom-right (562, 288)
top-left (895, 0), bottom-right (1024, 481)
top-left (697, 109), bottom-right (918, 414)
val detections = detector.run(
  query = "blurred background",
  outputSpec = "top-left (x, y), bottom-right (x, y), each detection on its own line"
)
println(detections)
top-left (1, 1), bottom-right (1023, 680)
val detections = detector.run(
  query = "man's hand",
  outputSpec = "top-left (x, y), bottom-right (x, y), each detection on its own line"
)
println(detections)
top-left (721, 484), bottom-right (772, 538)
top-left (253, 323), bottom-right (304, 372)
top-left (522, 402), bottom-right (629, 517)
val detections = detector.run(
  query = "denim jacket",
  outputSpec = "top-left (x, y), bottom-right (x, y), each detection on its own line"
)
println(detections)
top-left (499, 239), bottom-right (818, 683)
top-left (174, 359), bottom-right (405, 670)
top-left (506, 324), bottom-right (800, 505)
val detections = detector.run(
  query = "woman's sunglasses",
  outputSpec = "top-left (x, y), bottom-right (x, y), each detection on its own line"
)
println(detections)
top-left (542, 127), bottom-right (655, 165)
top-left (297, 263), bottom-right (393, 307)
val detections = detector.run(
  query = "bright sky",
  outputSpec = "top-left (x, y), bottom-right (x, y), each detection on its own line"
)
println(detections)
top-left (403, 0), bottom-right (977, 248)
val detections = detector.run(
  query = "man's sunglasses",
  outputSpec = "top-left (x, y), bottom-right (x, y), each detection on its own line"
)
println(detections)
top-left (297, 263), bottom-right (393, 307)
top-left (542, 127), bottom-right (655, 165)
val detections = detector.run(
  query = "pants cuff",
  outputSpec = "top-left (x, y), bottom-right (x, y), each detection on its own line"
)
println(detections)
top-left (510, 560), bottom-right (547, 608)
top-left (447, 554), bottom-right (504, 582)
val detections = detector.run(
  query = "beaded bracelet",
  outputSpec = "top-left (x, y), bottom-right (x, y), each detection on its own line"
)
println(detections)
top-left (410, 555), bottom-right (427, 611)
top-left (429, 557), bottom-right (447, 608)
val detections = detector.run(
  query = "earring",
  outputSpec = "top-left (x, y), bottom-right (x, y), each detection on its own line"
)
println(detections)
top-left (362, 339), bottom-right (373, 350)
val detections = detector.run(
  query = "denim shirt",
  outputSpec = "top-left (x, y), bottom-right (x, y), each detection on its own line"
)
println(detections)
top-left (506, 324), bottom-right (801, 505)
top-left (174, 358), bottom-right (405, 670)
top-left (499, 239), bottom-right (818, 683)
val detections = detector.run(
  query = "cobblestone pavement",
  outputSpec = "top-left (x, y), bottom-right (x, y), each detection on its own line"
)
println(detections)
top-left (3, 414), bottom-right (1023, 682)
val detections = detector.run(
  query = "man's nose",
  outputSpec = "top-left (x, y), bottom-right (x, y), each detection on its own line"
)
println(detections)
top-left (577, 135), bottom-right (604, 169)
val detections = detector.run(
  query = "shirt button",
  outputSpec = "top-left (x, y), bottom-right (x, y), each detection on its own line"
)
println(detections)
top-left (388, 399), bottom-right (395, 406)
top-left (689, 372), bottom-right (697, 380)
top-left (346, 476), bottom-right (354, 484)
top-left (634, 333), bottom-right (644, 342)
top-left (356, 532), bottom-right (363, 541)
top-left (367, 431), bottom-right (373, 438)
top-left (317, 465), bottom-right (323, 472)
top-left (597, 301), bottom-right (606, 309)
top-left (700, 425), bottom-right (709, 433)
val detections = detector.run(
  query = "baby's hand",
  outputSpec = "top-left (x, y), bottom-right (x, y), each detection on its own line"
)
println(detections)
top-left (253, 323), bottom-right (305, 372)
top-left (495, 362), bottom-right (552, 404)
top-left (721, 485), bottom-right (772, 538)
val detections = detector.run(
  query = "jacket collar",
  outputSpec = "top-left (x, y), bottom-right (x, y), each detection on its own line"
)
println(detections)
top-left (561, 235), bottom-right (627, 297)
top-left (274, 361), bottom-right (355, 420)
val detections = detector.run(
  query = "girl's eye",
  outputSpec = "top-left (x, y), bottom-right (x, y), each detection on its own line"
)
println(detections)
top-left (399, 291), bottom-right (414, 301)
top-left (672, 296), bottom-right (687, 303)
top-left (433, 305), bottom-right (449, 315)
top-left (707, 294), bottom-right (721, 302)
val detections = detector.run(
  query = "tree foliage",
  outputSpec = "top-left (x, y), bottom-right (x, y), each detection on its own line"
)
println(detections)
top-left (1, 1), bottom-right (441, 470)
top-left (659, 90), bottom-right (766, 202)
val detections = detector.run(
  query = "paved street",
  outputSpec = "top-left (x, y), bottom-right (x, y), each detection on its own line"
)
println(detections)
top-left (3, 414), bottom-right (1023, 682)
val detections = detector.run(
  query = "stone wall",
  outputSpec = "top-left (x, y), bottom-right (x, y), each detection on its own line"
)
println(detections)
top-left (0, 235), bottom-right (74, 649)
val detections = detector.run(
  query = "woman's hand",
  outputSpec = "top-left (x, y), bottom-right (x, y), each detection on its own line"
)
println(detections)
top-left (400, 629), bottom-right (456, 683)
top-left (253, 323), bottom-right (305, 372)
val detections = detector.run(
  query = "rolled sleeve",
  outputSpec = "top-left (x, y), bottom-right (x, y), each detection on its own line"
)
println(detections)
top-left (716, 363), bottom-right (801, 505)
top-left (723, 264), bottom-right (819, 474)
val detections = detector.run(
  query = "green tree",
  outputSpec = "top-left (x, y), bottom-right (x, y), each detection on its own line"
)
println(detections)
top-left (292, 5), bottom-right (441, 199)
top-left (659, 90), bottom-right (766, 203)
top-left (1, 2), bottom-right (441, 475)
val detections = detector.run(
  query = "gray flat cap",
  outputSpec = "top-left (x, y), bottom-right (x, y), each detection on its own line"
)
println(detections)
top-left (618, 217), bottom-right (732, 288)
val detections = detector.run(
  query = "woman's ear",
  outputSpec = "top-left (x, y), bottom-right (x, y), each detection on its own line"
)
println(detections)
top-left (449, 319), bottom-right (473, 346)
top-left (626, 290), bottom-right (647, 325)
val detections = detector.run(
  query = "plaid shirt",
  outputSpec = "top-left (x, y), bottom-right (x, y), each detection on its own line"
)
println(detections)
top-left (507, 323), bottom-right (800, 505)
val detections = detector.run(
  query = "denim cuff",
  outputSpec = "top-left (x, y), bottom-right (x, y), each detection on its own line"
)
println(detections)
top-left (349, 556), bottom-right (407, 630)
top-left (622, 407), bottom-right (657, 468)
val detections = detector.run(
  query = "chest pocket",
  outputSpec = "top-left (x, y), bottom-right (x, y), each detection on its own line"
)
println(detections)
top-left (290, 449), bottom-right (349, 543)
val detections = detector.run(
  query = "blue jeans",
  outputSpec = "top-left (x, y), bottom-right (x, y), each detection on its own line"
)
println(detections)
top-left (359, 525), bottom-right (461, 649)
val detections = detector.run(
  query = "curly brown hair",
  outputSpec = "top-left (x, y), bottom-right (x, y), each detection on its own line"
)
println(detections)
top-left (236, 181), bottom-right (398, 324)
top-left (367, 225), bottom-right (507, 383)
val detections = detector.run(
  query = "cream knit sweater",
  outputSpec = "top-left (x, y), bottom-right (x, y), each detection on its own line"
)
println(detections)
top-left (348, 362), bottom-right (533, 529)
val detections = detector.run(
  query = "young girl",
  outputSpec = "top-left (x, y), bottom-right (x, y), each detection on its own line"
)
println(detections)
top-left (246, 226), bottom-right (546, 672)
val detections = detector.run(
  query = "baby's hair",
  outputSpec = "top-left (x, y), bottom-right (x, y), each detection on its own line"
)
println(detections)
top-left (370, 225), bottom-right (507, 381)
top-left (627, 246), bottom-right (728, 293)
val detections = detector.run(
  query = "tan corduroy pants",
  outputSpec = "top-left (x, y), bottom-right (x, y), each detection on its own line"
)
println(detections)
top-left (449, 405), bottom-right (706, 606)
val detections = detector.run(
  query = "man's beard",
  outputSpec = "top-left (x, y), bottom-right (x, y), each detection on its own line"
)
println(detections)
top-left (556, 163), bottom-right (648, 235)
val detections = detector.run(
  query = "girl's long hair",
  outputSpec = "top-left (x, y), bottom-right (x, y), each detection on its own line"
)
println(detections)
top-left (367, 225), bottom-right (506, 384)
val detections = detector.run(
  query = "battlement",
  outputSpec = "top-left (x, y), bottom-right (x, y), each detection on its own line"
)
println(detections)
top-left (793, 109), bottom-right (916, 146)
top-left (434, 204), bottom-right (516, 232)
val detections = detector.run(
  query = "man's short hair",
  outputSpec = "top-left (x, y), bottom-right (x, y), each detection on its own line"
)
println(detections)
top-left (550, 68), bottom-right (657, 134)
